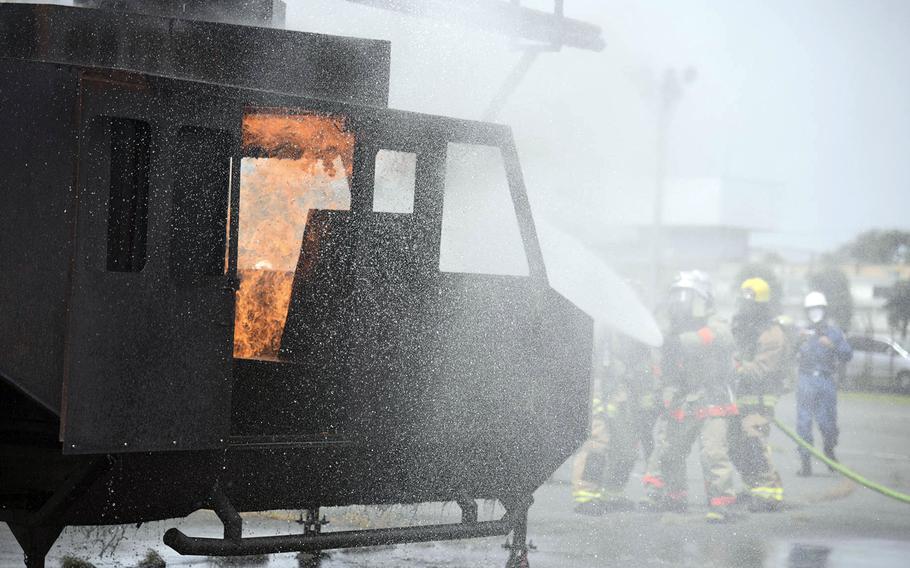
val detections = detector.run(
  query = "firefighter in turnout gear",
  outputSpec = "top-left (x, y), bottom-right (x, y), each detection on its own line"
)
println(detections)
top-left (572, 326), bottom-right (657, 514)
top-left (642, 271), bottom-right (739, 523)
top-left (730, 277), bottom-right (787, 511)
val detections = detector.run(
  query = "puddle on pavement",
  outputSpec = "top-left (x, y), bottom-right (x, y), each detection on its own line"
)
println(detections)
top-left (771, 539), bottom-right (910, 568)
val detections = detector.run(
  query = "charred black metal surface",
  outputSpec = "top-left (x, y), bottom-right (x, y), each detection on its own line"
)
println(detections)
top-left (60, 72), bottom-right (237, 453)
top-left (0, 4), bottom-right (592, 566)
top-left (0, 60), bottom-right (78, 416)
top-left (0, 0), bottom-right (390, 417)
top-left (74, 0), bottom-right (287, 28)
top-left (0, 3), bottom-right (390, 106)
top-left (59, 74), bottom-right (591, 457)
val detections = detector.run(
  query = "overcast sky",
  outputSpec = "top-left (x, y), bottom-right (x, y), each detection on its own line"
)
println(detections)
top-left (286, 0), bottom-right (910, 255)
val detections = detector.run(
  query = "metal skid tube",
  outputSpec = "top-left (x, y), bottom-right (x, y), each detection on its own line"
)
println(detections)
top-left (164, 518), bottom-right (513, 556)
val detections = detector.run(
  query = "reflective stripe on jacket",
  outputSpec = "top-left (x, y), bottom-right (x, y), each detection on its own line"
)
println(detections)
top-left (666, 402), bottom-right (739, 422)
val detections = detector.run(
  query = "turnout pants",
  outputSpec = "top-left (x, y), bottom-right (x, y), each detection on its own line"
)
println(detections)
top-left (643, 412), bottom-right (736, 508)
top-left (796, 373), bottom-right (839, 459)
top-left (572, 398), bottom-right (638, 502)
top-left (729, 404), bottom-right (783, 504)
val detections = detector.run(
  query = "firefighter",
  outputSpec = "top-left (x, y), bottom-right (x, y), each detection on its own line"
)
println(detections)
top-left (571, 327), bottom-right (656, 514)
top-left (796, 291), bottom-right (852, 476)
top-left (642, 271), bottom-right (739, 523)
top-left (730, 277), bottom-right (787, 511)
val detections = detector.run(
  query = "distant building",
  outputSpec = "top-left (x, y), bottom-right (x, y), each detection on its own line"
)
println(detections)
top-left (582, 176), bottom-right (910, 337)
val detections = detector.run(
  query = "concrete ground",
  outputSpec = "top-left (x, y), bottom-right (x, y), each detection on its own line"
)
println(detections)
top-left (2, 392), bottom-right (909, 568)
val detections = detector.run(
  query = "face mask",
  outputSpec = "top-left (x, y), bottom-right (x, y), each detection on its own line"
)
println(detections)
top-left (807, 307), bottom-right (825, 324)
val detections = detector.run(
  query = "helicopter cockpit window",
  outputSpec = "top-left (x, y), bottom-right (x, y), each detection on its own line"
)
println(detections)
top-left (439, 143), bottom-right (529, 276)
top-left (106, 118), bottom-right (151, 273)
top-left (233, 110), bottom-right (354, 360)
top-left (373, 150), bottom-right (417, 213)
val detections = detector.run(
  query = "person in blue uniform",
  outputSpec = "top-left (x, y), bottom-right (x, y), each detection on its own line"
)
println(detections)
top-left (796, 291), bottom-right (853, 476)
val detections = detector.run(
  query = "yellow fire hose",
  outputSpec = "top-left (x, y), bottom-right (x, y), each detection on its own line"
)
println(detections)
top-left (772, 416), bottom-right (910, 504)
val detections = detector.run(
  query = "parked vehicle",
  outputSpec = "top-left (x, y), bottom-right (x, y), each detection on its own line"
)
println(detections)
top-left (845, 335), bottom-right (910, 392)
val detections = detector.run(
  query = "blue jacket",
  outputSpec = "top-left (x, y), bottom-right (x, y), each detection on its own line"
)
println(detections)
top-left (797, 322), bottom-right (852, 378)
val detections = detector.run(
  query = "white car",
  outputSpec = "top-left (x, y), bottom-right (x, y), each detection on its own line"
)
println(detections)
top-left (845, 335), bottom-right (910, 392)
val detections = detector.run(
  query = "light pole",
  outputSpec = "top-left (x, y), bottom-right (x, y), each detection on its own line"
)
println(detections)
top-left (650, 66), bottom-right (696, 305)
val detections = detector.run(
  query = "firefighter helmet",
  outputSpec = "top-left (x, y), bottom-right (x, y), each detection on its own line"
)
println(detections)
top-left (740, 277), bottom-right (771, 303)
top-left (669, 270), bottom-right (714, 320)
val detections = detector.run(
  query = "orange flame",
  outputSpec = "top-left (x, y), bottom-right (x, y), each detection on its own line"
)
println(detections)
top-left (233, 111), bottom-right (354, 360)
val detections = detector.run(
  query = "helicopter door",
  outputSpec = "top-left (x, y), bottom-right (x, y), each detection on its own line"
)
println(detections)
top-left (62, 75), bottom-right (236, 454)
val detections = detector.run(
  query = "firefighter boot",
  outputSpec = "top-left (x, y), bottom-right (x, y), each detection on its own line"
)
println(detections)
top-left (748, 494), bottom-right (783, 513)
top-left (572, 489), bottom-right (604, 516)
top-left (705, 507), bottom-right (739, 524)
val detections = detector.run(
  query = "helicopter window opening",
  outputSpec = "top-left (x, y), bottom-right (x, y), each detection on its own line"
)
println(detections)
top-left (439, 143), bottom-right (529, 276)
top-left (170, 126), bottom-right (232, 280)
top-left (106, 118), bottom-right (151, 272)
top-left (233, 110), bottom-right (354, 360)
top-left (373, 150), bottom-right (416, 213)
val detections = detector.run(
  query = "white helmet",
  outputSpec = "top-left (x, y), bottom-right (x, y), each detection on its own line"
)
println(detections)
top-left (668, 270), bottom-right (714, 320)
top-left (804, 291), bottom-right (828, 308)
top-left (671, 270), bottom-right (714, 303)
top-left (804, 291), bottom-right (828, 324)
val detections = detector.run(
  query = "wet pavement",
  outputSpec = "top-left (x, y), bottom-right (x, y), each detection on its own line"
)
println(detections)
top-left (2, 392), bottom-right (909, 567)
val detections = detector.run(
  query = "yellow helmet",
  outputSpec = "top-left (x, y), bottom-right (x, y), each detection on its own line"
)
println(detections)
top-left (740, 277), bottom-right (771, 303)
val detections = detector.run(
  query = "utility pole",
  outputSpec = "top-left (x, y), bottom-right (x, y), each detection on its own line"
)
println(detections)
top-left (650, 67), bottom-right (695, 305)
